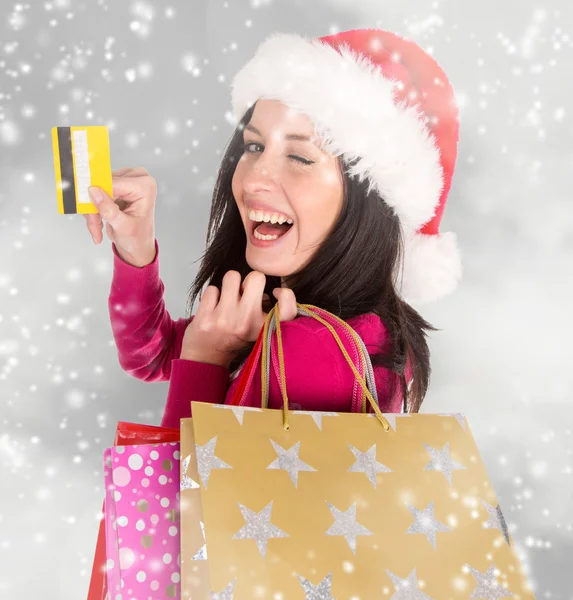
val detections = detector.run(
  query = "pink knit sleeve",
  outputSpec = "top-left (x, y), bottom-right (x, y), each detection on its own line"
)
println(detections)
top-left (108, 239), bottom-right (189, 382)
top-left (160, 359), bottom-right (230, 428)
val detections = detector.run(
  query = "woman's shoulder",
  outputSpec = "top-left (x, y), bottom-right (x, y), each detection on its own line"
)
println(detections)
top-left (346, 312), bottom-right (387, 332)
top-left (346, 313), bottom-right (390, 351)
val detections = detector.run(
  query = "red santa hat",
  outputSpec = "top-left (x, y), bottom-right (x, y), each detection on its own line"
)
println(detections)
top-left (230, 29), bottom-right (461, 305)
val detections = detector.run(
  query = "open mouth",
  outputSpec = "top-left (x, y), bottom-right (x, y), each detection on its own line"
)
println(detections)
top-left (248, 208), bottom-right (294, 242)
top-left (251, 219), bottom-right (293, 241)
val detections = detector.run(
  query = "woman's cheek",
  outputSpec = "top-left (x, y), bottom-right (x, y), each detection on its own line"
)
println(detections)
top-left (231, 163), bottom-right (246, 199)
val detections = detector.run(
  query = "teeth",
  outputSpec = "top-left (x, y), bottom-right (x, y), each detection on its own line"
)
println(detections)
top-left (248, 209), bottom-right (293, 225)
top-left (254, 227), bottom-right (279, 241)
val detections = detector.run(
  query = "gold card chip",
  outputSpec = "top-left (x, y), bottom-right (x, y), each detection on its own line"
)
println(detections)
top-left (52, 125), bottom-right (112, 214)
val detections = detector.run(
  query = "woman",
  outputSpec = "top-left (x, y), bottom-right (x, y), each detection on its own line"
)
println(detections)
top-left (85, 29), bottom-right (461, 428)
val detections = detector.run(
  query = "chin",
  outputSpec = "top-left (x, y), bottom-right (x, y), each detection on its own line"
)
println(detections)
top-left (245, 249), bottom-right (293, 277)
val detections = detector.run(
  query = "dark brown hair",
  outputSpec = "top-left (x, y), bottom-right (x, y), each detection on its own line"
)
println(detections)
top-left (187, 103), bottom-right (436, 412)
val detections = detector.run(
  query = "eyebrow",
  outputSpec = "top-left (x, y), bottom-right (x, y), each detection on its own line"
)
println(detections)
top-left (244, 123), bottom-right (321, 147)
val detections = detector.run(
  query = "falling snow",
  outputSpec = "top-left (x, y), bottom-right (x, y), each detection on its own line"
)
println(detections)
top-left (0, 0), bottom-right (572, 598)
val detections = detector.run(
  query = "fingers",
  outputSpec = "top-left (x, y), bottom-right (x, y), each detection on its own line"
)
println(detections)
top-left (273, 287), bottom-right (298, 322)
top-left (112, 167), bottom-right (133, 177)
top-left (84, 213), bottom-right (103, 244)
top-left (112, 167), bottom-right (149, 177)
top-left (104, 221), bottom-right (116, 245)
top-left (218, 271), bottom-right (242, 312)
top-left (239, 271), bottom-right (267, 312)
top-left (88, 186), bottom-right (127, 228)
top-left (195, 286), bottom-right (220, 320)
top-left (111, 173), bottom-right (156, 202)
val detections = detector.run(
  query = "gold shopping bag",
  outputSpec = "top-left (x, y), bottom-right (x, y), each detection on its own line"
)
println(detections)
top-left (179, 418), bottom-right (211, 599)
top-left (185, 304), bottom-right (535, 599)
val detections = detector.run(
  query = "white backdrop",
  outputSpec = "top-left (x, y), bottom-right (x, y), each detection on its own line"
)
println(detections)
top-left (0, 0), bottom-right (571, 597)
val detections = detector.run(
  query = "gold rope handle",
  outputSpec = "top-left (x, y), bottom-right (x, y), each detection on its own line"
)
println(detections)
top-left (301, 304), bottom-right (372, 414)
top-left (262, 303), bottom-right (390, 432)
top-left (292, 305), bottom-right (390, 431)
top-left (260, 304), bottom-right (290, 428)
top-left (274, 304), bottom-right (290, 430)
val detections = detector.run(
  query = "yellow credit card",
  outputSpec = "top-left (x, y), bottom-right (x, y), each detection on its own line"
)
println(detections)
top-left (52, 125), bottom-right (112, 214)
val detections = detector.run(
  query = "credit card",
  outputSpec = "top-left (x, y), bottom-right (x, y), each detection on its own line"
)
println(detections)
top-left (52, 125), bottom-right (112, 214)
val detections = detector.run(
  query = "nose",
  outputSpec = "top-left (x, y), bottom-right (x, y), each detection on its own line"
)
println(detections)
top-left (241, 150), bottom-right (279, 195)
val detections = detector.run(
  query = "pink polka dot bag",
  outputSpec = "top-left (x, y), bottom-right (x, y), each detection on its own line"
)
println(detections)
top-left (103, 442), bottom-right (181, 599)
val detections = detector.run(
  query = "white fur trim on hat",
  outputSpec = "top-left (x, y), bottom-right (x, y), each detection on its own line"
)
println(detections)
top-left (397, 232), bottom-right (462, 305)
top-left (231, 32), bottom-right (444, 233)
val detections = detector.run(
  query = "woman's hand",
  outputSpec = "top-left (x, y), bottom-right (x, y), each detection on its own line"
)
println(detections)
top-left (85, 167), bottom-right (157, 267)
top-left (180, 270), bottom-right (297, 367)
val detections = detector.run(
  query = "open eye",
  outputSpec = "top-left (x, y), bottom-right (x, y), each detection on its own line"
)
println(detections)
top-left (243, 141), bottom-right (263, 154)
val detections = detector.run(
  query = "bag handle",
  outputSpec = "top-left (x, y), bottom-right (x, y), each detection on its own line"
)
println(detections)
top-left (263, 305), bottom-right (379, 412)
top-left (228, 324), bottom-right (264, 406)
top-left (262, 303), bottom-right (391, 432)
top-left (230, 304), bottom-right (369, 408)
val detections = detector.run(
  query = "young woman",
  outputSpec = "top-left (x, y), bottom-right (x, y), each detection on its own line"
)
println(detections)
top-left (85, 29), bottom-right (461, 428)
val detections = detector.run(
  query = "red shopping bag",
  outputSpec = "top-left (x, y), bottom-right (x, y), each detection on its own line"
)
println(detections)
top-left (86, 422), bottom-right (179, 600)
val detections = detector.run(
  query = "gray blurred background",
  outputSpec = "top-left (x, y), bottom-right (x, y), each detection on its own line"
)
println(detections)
top-left (1, 0), bottom-right (572, 598)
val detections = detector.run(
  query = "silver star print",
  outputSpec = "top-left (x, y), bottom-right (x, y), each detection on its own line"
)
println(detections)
top-left (293, 410), bottom-right (339, 430)
top-left (180, 454), bottom-right (200, 491)
top-left (212, 404), bottom-right (262, 425)
top-left (386, 569), bottom-right (436, 599)
top-left (232, 501), bottom-right (288, 557)
top-left (405, 501), bottom-right (451, 549)
top-left (422, 442), bottom-right (467, 485)
top-left (436, 412), bottom-right (467, 431)
top-left (191, 520), bottom-right (207, 560)
top-left (266, 440), bottom-right (316, 487)
top-left (195, 436), bottom-right (232, 489)
top-left (210, 578), bottom-right (236, 600)
top-left (348, 443), bottom-right (392, 488)
top-left (296, 573), bottom-right (335, 599)
top-left (325, 501), bottom-right (373, 555)
top-left (481, 500), bottom-right (510, 546)
top-left (466, 563), bottom-right (514, 599)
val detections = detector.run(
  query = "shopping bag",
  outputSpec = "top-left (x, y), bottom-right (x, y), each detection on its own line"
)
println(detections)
top-left (179, 418), bottom-right (211, 600)
top-left (113, 422), bottom-right (180, 445)
top-left (188, 303), bottom-right (535, 598)
top-left (103, 441), bottom-right (181, 599)
top-left (179, 304), bottom-right (375, 598)
top-left (87, 423), bottom-right (179, 600)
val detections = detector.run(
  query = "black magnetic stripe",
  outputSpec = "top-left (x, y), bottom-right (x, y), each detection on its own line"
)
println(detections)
top-left (57, 127), bottom-right (77, 214)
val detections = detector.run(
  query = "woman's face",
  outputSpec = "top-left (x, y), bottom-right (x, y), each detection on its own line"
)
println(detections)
top-left (232, 99), bottom-right (344, 280)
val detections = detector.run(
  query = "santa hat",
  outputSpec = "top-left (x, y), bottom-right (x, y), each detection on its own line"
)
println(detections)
top-left (230, 29), bottom-right (461, 305)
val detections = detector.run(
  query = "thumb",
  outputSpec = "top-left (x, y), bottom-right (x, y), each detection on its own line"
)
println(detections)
top-left (88, 186), bottom-right (126, 226)
top-left (272, 288), bottom-right (297, 322)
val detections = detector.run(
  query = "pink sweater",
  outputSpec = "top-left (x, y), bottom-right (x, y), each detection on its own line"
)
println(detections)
top-left (108, 240), bottom-right (404, 428)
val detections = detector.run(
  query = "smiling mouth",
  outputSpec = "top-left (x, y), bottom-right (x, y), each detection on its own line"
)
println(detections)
top-left (250, 219), bottom-right (293, 241)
